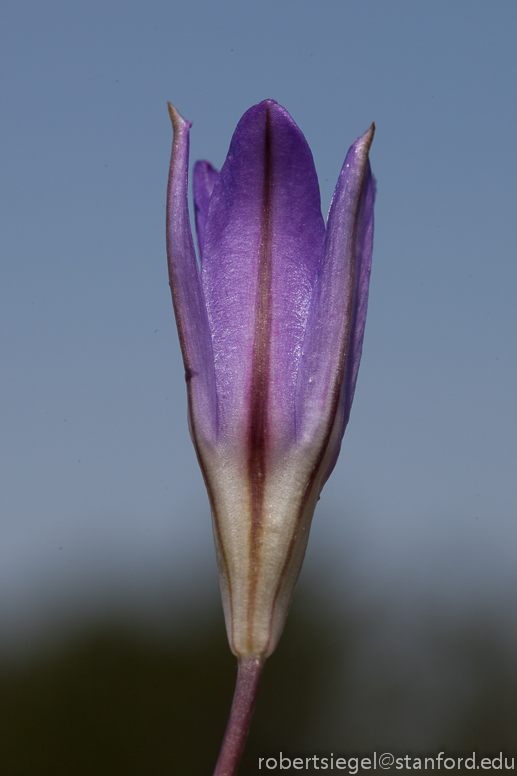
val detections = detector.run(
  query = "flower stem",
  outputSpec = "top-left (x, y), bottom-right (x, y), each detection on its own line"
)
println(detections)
top-left (213, 655), bottom-right (265, 776)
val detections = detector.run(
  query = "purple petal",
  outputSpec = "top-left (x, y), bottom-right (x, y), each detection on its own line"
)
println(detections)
top-left (193, 160), bottom-right (219, 259)
top-left (341, 162), bottom-right (375, 430)
top-left (201, 100), bottom-right (326, 449)
top-left (296, 125), bottom-right (375, 468)
top-left (166, 103), bottom-right (217, 444)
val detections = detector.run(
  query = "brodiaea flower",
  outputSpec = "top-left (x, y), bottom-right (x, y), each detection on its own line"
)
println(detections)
top-left (166, 99), bottom-right (375, 773)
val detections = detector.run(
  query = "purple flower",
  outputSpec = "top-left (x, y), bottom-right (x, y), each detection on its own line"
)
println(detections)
top-left (167, 100), bottom-right (375, 658)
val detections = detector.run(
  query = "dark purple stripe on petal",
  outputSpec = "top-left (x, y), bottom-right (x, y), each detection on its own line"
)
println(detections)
top-left (246, 105), bottom-right (273, 647)
top-left (201, 101), bottom-right (325, 449)
top-left (199, 101), bottom-right (326, 653)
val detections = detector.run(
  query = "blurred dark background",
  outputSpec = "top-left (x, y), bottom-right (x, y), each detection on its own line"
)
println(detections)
top-left (1, 580), bottom-right (516, 775)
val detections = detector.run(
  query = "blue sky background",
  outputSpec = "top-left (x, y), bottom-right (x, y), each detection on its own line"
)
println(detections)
top-left (1, 0), bottom-right (516, 662)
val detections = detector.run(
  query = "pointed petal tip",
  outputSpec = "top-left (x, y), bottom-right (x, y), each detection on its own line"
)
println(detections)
top-left (343, 123), bottom-right (374, 170)
top-left (167, 101), bottom-right (192, 132)
top-left (357, 122), bottom-right (375, 155)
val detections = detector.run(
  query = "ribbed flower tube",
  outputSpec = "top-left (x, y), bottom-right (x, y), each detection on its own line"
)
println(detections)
top-left (166, 99), bottom-right (375, 658)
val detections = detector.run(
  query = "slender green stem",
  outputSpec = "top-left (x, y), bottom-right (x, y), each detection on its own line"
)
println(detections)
top-left (213, 655), bottom-right (265, 776)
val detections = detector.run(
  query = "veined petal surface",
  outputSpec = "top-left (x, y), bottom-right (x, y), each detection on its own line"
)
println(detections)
top-left (201, 100), bottom-right (326, 452)
top-left (296, 125), bottom-right (375, 472)
top-left (193, 160), bottom-right (219, 259)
